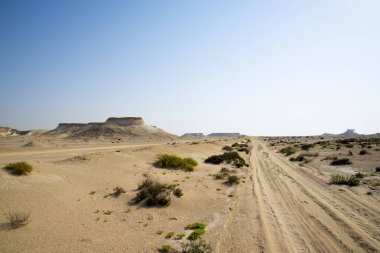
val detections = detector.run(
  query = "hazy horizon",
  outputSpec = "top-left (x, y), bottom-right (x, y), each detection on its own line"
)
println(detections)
top-left (1, 1), bottom-right (379, 136)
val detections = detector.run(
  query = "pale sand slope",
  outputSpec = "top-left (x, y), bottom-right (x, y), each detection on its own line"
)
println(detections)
top-left (1, 138), bottom-right (380, 252)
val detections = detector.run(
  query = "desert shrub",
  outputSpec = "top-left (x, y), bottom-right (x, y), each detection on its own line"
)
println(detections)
top-left (135, 179), bottom-right (182, 207)
top-left (181, 239), bottom-right (212, 253)
top-left (173, 188), bottom-right (183, 198)
top-left (159, 245), bottom-right (174, 253)
top-left (186, 223), bottom-right (207, 230)
top-left (112, 186), bottom-right (126, 197)
top-left (214, 168), bottom-right (231, 179)
top-left (345, 144), bottom-right (354, 148)
top-left (279, 146), bottom-right (297, 156)
top-left (330, 158), bottom-right (352, 166)
top-left (290, 156), bottom-right (305, 162)
top-left (4, 162), bottom-right (33, 175)
top-left (6, 211), bottom-right (31, 229)
top-left (205, 152), bottom-right (247, 168)
top-left (176, 233), bottom-right (186, 240)
top-left (222, 146), bottom-right (233, 151)
top-left (165, 232), bottom-right (175, 239)
top-left (301, 143), bottom-right (315, 151)
top-left (359, 150), bottom-right (367, 155)
top-left (227, 175), bottom-right (240, 185)
top-left (330, 175), bottom-right (360, 186)
top-left (187, 229), bottom-right (206, 240)
top-left (354, 172), bottom-right (366, 178)
top-left (376, 167), bottom-right (380, 173)
top-left (154, 154), bottom-right (198, 171)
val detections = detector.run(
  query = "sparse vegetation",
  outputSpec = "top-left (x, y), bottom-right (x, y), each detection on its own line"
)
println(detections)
top-left (301, 143), bottom-right (315, 151)
top-left (359, 150), bottom-right (368, 155)
top-left (4, 162), bottom-right (33, 175)
top-left (205, 152), bottom-right (247, 168)
top-left (173, 188), bottom-right (183, 198)
top-left (165, 232), bottom-right (175, 239)
top-left (222, 146), bottom-right (233, 151)
top-left (279, 146), bottom-right (297, 156)
top-left (227, 175), bottom-right (240, 185)
top-left (186, 223), bottom-right (207, 241)
top-left (214, 167), bottom-right (232, 179)
top-left (154, 154), bottom-right (198, 171)
top-left (6, 211), bottom-right (31, 229)
top-left (159, 245), bottom-right (173, 252)
top-left (330, 158), bottom-right (352, 166)
top-left (176, 233), bottom-right (186, 240)
top-left (112, 186), bottom-right (126, 197)
top-left (185, 223), bottom-right (207, 230)
top-left (135, 179), bottom-right (181, 207)
top-left (181, 239), bottom-right (212, 253)
top-left (330, 175), bottom-right (360, 186)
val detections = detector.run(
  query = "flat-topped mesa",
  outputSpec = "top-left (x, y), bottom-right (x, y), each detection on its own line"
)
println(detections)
top-left (105, 117), bottom-right (144, 126)
top-left (208, 133), bottom-right (240, 137)
top-left (182, 133), bottom-right (205, 138)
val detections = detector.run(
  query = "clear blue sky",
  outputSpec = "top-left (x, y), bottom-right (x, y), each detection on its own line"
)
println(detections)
top-left (0, 0), bottom-right (379, 136)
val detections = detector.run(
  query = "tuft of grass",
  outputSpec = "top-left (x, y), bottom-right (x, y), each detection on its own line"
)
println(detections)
top-left (6, 211), bottom-right (31, 229)
top-left (165, 232), bottom-right (175, 239)
top-left (330, 158), bottom-right (352, 166)
top-left (103, 210), bottom-right (113, 215)
top-left (227, 175), bottom-right (240, 185)
top-left (156, 230), bottom-right (164, 235)
top-left (330, 175), bottom-right (360, 186)
top-left (159, 245), bottom-right (173, 253)
top-left (181, 239), bottom-right (212, 253)
top-left (154, 154), bottom-right (198, 172)
top-left (175, 233), bottom-right (186, 240)
top-left (279, 146), bottom-right (297, 156)
top-left (354, 172), bottom-right (366, 178)
top-left (4, 162), bottom-right (33, 175)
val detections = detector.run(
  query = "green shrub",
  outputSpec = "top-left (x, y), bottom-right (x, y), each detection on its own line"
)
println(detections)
top-left (135, 179), bottom-right (181, 207)
top-left (330, 175), bottom-right (360, 186)
top-left (165, 232), bottom-right (175, 239)
top-left (159, 244), bottom-right (173, 252)
top-left (4, 162), bottom-right (33, 175)
top-left (227, 175), bottom-right (240, 185)
top-left (176, 233), bottom-right (186, 240)
top-left (279, 147), bottom-right (297, 156)
top-left (187, 229), bottom-right (205, 240)
top-left (345, 144), bottom-right (354, 148)
top-left (185, 223), bottom-right (207, 230)
top-left (173, 188), bottom-right (183, 198)
top-left (154, 154), bottom-right (198, 171)
top-left (205, 152), bottom-right (247, 168)
top-left (181, 239), bottom-right (212, 253)
top-left (330, 158), bottom-right (352, 166)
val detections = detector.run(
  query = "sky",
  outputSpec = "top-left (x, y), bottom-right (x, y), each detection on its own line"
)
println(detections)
top-left (0, 0), bottom-right (379, 136)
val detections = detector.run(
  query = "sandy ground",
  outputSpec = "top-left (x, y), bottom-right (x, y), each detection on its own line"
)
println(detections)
top-left (0, 136), bottom-right (379, 252)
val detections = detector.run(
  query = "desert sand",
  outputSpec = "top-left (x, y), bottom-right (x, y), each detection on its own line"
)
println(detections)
top-left (0, 132), bottom-right (380, 252)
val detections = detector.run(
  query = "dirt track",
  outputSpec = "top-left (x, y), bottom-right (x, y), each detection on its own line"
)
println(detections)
top-left (223, 139), bottom-right (380, 253)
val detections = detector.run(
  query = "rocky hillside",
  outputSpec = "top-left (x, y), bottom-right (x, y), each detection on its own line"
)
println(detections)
top-left (49, 117), bottom-right (176, 139)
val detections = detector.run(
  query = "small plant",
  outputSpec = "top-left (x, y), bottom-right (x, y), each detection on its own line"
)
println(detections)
top-left (301, 143), bottom-right (315, 151)
top-left (354, 172), bottom-right (366, 178)
top-left (165, 232), bottom-right (175, 239)
top-left (290, 156), bottom-right (305, 162)
top-left (89, 191), bottom-right (96, 195)
top-left (279, 146), bottom-right (297, 156)
top-left (376, 167), bottom-right (380, 173)
top-left (181, 239), bottom-right (212, 253)
top-left (4, 162), bottom-right (33, 175)
top-left (154, 154), bottom-right (198, 171)
top-left (359, 150), bottom-right (367, 155)
top-left (156, 230), bottom-right (164, 235)
top-left (103, 210), bottom-right (113, 215)
top-left (135, 179), bottom-right (182, 207)
top-left (173, 188), bottom-right (183, 198)
top-left (187, 229), bottom-right (205, 240)
top-left (205, 152), bottom-right (247, 168)
top-left (330, 158), bottom-right (352, 166)
top-left (159, 245), bottom-right (173, 253)
top-left (222, 146), bottom-right (233, 151)
top-left (185, 223), bottom-right (207, 230)
top-left (330, 175), bottom-right (360, 186)
top-left (227, 175), bottom-right (240, 185)
top-left (176, 233), bottom-right (186, 240)
top-left (346, 144), bottom-right (354, 148)
top-left (6, 211), bottom-right (31, 229)
top-left (112, 186), bottom-right (126, 197)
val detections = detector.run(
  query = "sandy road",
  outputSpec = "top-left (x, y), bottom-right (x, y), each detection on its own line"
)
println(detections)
top-left (248, 139), bottom-right (380, 253)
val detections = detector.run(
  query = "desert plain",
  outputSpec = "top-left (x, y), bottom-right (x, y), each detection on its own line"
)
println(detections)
top-left (0, 121), bottom-right (380, 253)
